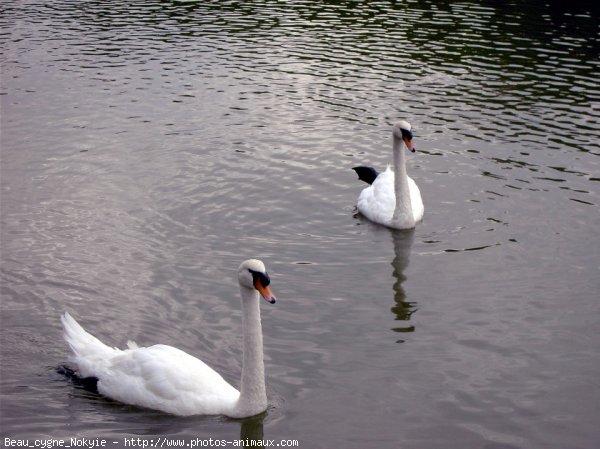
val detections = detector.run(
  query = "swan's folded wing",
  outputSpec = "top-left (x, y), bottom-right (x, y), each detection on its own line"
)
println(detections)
top-left (356, 167), bottom-right (395, 225)
top-left (98, 344), bottom-right (239, 415)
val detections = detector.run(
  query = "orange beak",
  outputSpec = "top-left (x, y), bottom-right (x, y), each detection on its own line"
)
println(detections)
top-left (403, 137), bottom-right (416, 152)
top-left (255, 279), bottom-right (276, 304)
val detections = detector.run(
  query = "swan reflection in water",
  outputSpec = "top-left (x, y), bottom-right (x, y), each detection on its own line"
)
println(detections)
top-left (239, 412), bottom-right (265, 444)
top-left (389, 229), bottom-right (417, 342)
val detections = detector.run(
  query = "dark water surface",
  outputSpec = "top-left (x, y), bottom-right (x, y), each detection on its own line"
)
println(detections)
top-left (1, 1), bottom-right (599, 448)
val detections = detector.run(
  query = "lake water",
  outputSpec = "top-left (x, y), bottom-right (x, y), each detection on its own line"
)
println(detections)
top-left (1, 1), bottom-right (599, 448)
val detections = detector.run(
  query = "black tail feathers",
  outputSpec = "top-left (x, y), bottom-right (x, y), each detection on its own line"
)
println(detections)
top-left (352, 166), bottom-right (379, 185)
top-left (56, 365), bottom-right (99, 394)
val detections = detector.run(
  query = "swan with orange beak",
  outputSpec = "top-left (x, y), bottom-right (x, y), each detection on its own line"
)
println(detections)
top-left (353, 120), bottom-right (424, 229)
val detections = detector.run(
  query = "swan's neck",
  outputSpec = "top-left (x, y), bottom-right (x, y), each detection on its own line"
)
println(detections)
top-left (391, 136), bottom-right (415, 228)
top-left (235, 286), bottom-right (267, 417)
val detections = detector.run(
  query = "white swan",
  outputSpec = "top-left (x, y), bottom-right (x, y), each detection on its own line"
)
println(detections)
top-left (353, 120), bottom-right (424, 229)
top-left (61, 259), bottom-right (276, 418)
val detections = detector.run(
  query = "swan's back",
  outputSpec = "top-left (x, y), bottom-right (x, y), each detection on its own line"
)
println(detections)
top-left (61, 312), bottom-right (240, 416)
top-left (356, 167), bottom-right (396, 225)
top-left (102, 344), bottom-right (240, 416)
top-left (356, 167), bottom-right (424, 228)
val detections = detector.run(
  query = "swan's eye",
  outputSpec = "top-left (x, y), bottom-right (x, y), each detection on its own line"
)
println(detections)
top-left (248, 269), bottom-right (270, 287)
top-left (400, 128), bottom-right (413, 140)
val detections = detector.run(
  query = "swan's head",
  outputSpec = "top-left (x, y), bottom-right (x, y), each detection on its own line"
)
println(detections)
top-left (392, 120), bottom-right (416, 152)
top-left (238, 259), bottom-right (276, 304)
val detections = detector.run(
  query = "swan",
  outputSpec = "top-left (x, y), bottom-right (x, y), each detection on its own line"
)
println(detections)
top-left (353, 120), bottom-right (424, 229)
top-left (61, 259), bottom-right (276, 418)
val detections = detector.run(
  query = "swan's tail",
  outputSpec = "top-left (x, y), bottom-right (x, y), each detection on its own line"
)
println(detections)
top-left (61, 312), bottom-right (120, 378)
top-left (353, 166), bottom-right (380, 185)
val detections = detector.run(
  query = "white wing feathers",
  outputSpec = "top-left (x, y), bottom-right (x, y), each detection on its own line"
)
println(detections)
top-left (61, 313), bottom-right (239, 416)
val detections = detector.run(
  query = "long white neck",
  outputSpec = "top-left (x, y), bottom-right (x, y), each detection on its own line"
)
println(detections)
top-left (391, 135), bottom-right (415, 229)
top-left (235, 286), bottom-right (267, 417)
